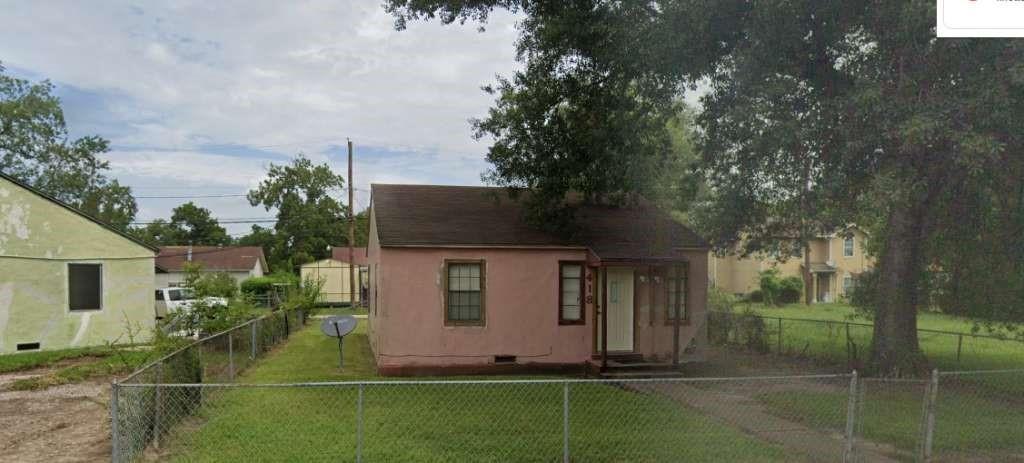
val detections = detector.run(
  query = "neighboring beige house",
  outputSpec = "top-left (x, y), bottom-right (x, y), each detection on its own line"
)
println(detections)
top-left (154, 246), bottom-right (268, 289)
top-left (300, 247), bottom-right (367, 305)
top-left (710, 227), bottom-right (873, 302)
top-left (0, 172), bottom-right (156, 353)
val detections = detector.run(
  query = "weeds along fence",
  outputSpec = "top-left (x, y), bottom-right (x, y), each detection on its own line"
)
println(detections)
top-left (112, 309), bottom-right (306, 461)
top-left (708, 311), bottom-right (1024, 372)
top-left (110, 370), bottom-right (1024, 462)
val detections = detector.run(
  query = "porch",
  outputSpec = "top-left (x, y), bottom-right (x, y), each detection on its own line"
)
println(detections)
top-left (587, 259), bottom-right (706, 376)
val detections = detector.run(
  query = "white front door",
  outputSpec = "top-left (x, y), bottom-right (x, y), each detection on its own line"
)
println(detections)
top-left (599, 267), bottom-right (634, 352)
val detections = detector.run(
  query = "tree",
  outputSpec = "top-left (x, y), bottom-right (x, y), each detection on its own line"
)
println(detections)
top-left (131, 202), bottom-right (230, 246)
top-left (385, 0), bottom-right (1024, 374)
top-left (247, 155), bottom-right (349, 270)
top-left (0, 64), bottom-right (137, 229)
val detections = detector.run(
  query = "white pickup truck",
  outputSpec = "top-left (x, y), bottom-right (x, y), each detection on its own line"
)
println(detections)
top-left (154, 287), bottom-right (228, 319)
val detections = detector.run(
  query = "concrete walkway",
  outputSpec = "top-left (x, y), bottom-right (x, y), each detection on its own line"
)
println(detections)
top-left (633, 380), bottom-right (902, 462)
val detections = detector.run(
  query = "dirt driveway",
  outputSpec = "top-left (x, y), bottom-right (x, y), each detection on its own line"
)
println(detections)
top-left (0, 368), bottom-right (111, 462)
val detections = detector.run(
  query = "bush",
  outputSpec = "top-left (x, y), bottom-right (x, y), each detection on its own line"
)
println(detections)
top-left (757, 269), bottom-right (803, 306)
top-left (777, 276), bottom-right (804, 304)
top-left (193, 272), bottom-right (238, 298)
top-left (240, 276), bottom-right (276, 295)
top-left (748, 289), bottom-right (764, 303)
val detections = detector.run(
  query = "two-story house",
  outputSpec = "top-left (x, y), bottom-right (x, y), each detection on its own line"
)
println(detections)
top-left (710, 227), bottom-right (873, 302)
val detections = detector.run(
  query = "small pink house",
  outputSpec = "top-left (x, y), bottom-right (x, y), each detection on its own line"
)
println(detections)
top-left (366, 184), bottom-right (709, 376)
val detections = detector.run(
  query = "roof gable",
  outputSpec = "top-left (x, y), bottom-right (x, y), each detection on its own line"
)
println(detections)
top-left (0, 171), bottom-right (156, 253)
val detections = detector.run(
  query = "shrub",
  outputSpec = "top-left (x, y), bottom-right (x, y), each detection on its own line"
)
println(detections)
top-left (777, 276), bottom-right (804, 304)
top-left (241, 276), bottom-right (276, 295)
top-left (748, 289), bottom-right (764, 303)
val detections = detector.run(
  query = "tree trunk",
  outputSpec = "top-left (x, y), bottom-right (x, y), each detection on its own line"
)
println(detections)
top-left (869, 200), bottom-right (929, 376)
top-left (803, 243), bottom-right (813, 305)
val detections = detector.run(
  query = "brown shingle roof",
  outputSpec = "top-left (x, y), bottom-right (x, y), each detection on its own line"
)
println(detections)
top-left (371, 184), bottom-right (707, 261)
top-left (156, 246), bottom-right (268, 273)
top-left (331, 247), bottom-right (368, 266)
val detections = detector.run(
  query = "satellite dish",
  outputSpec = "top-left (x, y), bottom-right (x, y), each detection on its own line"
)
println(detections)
top-left (321, 315), bottom-right (358, 338)
top-left (320, 315), bottom-right (358, 369)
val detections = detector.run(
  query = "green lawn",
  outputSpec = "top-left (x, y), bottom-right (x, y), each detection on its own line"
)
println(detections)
top-left (0, 345), bottom-right (122, 373)
top-left (160, 322), bottom-right (791, 462)
top-left (0, 345), bottom-right (151, 390)
top-left (758, 377), bottom-right (1024, 458)
top-left (730, 303), bottom-right (1024, 371)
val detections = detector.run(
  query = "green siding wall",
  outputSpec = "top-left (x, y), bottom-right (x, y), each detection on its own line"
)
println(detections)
top-left (0, 178), bottom-right (155, 353)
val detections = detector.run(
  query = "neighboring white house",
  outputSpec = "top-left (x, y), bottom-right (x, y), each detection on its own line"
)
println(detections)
top-left (155, 246), bottom-right (268, 289)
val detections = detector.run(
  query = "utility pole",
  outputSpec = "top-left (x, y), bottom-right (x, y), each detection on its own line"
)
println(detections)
top-left (348, 139), bottom-right (356, 307)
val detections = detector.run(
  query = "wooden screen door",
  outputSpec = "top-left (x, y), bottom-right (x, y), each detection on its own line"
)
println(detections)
top-left (599, 267), bottom-right (635, 352)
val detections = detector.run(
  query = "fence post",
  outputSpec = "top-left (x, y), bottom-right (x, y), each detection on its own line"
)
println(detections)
top-left (563, 382), bottom-right (570, 463)
top-left (920, 369), bottom-right (939, 462)
top-left (843, 370), bottom-right (858, 462)
top-left (111, 381), bottom-right (121, 463)
top-left (356, 383), bottom-right (364, 463)
top-left (956, 335), bottom-right (963, 366)
top-left (777, 317), bottom-right (783, 353)
top-left (251, 320), bottom-right (257, 360)
top-left (154, 363), bottom-right (164, 449)
top-left (228, 331), bottom-right (235, 381)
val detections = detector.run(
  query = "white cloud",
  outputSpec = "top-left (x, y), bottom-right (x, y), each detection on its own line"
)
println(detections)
top-left (1, 0), bottom-right (520, 155)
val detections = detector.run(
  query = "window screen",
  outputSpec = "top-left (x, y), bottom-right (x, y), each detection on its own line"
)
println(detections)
top-left (560, 263), bottom-right (584, 323)
top-left (666, 264), bottom-right (687, 321)
top-left (68, 263), bottom-right (102, 311)
top-left (446, 262), bottom-right (483, 324)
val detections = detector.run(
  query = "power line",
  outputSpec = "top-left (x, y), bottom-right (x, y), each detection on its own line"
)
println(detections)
top-left (135, 193), bottom-right (249, 199)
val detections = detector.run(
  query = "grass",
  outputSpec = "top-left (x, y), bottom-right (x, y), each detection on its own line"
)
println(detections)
top-left (0, 345), bottom-right (155, 390)
top-left (0, 345), bottom-right (124, 373)
top-left (9, 350), bottom-right (151, 390)
top-left (731, 302), bottom-right (1024, 371)
top-left (162, 321), bottom-right (791, 462)
top-left (758, 379), bottom-right (1024, 457)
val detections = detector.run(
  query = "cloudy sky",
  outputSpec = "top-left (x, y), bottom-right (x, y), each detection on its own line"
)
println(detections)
top-left (1, 1), bottom-right (521, 235)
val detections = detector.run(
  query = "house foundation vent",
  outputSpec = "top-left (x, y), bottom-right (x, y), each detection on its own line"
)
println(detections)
top-left (17, 342), bottom-right (41, 351)
top-left (494, 355), bottom-right (517, 364)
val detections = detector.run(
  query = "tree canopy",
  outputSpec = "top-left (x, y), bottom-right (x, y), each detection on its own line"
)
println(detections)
top-left (0, 63), bottom-right (137, 229)
top-left (385, 0), bottom-right (1024, 374)
top-left (247, 155), bottom-right (352, 269)
top-left (132, 201), bottom-right (231, 247)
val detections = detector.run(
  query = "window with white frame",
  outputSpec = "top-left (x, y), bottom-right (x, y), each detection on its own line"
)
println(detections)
top-left (68, 263), bottom-right (102, 311)
top-left (843, 275), bottom-right (854, 294)
top-left (843, 236), bottom-right (855, 257)
top-left (559, 262), bottom-right (584, 324)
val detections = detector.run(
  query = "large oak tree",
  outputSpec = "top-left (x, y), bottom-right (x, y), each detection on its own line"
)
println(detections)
top-left (386, 0), bottom-right (1024, 374)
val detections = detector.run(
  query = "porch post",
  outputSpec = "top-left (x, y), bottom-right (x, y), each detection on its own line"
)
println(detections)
top-left (601, 265), bottom-right (609, 372)
top-left (672, 263), bottom-right (681, 367)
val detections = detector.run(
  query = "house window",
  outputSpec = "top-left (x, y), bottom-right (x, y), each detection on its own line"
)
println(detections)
top-left (665, 264), bottom-right (688, 321)
top-left (843, 236), bottom-right (855, 257)
top-left (68, 263), bottom-right (102, 311)
top-left (843, 275), bottom-right (854, 294)
top-left (559, 262), bottom-right (585, 324)
top-left (445, 260), bottom-right (484, 325)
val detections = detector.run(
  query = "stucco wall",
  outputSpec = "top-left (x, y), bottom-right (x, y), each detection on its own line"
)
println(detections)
top-left (367, 242), bottom-right (709, 370)
top-left (0, 178), bottom-right (155, 353)
top-left (371, 247), bottom-right (592, 368)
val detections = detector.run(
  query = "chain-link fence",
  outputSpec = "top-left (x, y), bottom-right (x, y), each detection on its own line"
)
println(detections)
top-left (709, 311), bottom-right (1024, 371)
top-left (110, 368), bottom-right (1024, 462)
top-left (112, 309), bottom-right (305, 461)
